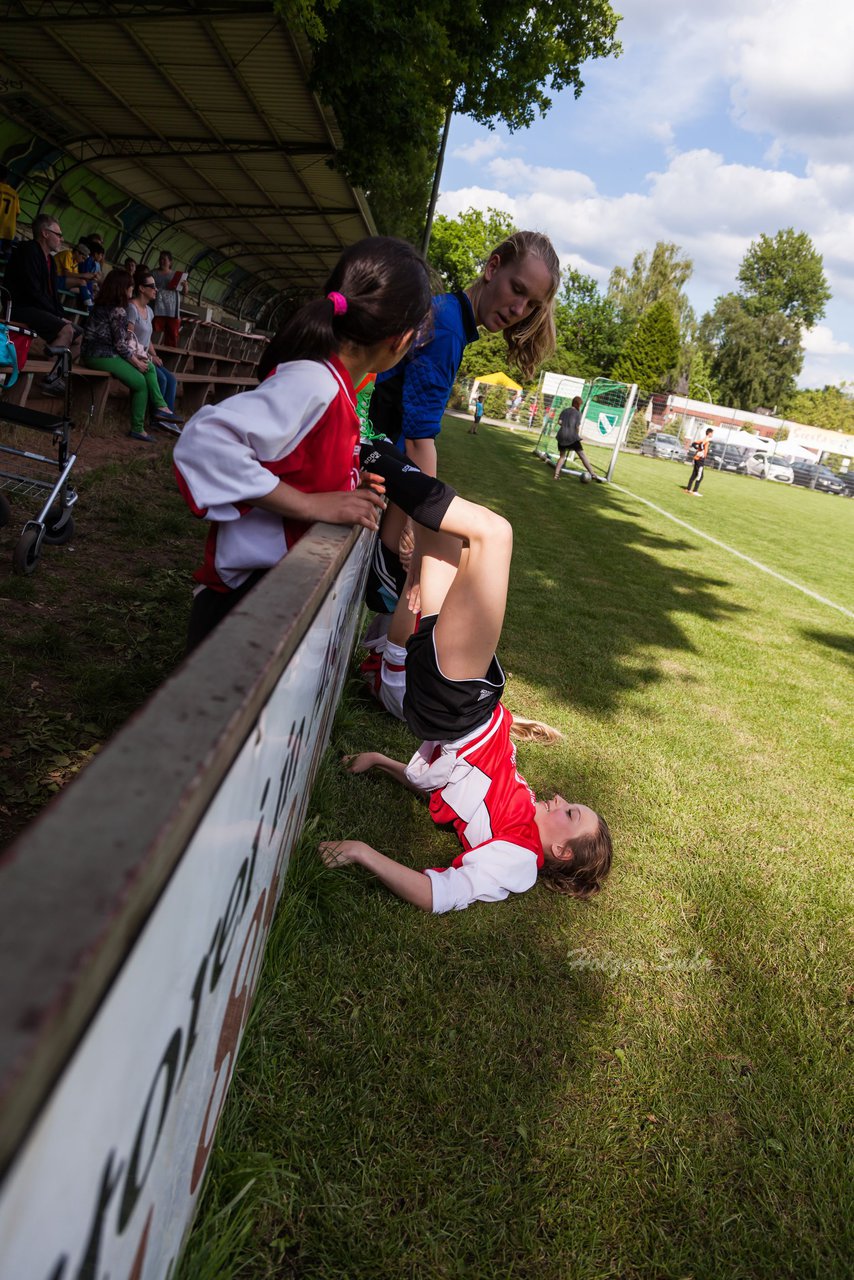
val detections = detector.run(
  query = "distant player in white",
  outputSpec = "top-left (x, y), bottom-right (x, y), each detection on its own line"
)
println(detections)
top-left (320, 489), bottom-right (613, 912)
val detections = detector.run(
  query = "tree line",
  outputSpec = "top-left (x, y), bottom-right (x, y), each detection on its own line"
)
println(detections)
top-left (432, 211), bottom-right (850, 432)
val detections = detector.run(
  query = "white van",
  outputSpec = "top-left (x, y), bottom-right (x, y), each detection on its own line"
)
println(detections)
top-left (744, 452), bottom-right (794, 483)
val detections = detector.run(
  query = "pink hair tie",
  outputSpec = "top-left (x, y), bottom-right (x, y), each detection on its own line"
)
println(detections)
top-left (327, 291), bottom-right (348, 316)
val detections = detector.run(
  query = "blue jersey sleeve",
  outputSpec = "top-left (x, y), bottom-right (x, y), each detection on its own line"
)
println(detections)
top-left (399, 303), bottom-right (468, 440)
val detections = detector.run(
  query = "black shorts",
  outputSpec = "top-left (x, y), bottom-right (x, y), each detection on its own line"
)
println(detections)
top-left (403, 613), bottom-right (505, 741)
top-left (556, 435), bottom-right (583, 453)
top-left (364, 537), bottom-right (406, 614)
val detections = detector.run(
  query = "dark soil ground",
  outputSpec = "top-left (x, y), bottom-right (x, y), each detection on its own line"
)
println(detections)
top-left (0, 407), bottom-right (206, 848)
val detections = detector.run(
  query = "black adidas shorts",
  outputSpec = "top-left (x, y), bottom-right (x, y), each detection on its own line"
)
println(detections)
top-left (403, 614), bottom-right (505, 742)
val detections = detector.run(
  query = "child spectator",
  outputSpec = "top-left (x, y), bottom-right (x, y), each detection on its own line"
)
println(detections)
top-left (468, 394), bottom-right (485, 434)
top-left (173, 235), bottom-right (435, 652)
top-left (54, 241), bottom-right (96, 310)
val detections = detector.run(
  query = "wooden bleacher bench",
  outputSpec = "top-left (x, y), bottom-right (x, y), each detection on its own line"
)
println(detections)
top-left (3, 358), bottom-right (255, 423)
top-left (1, 307), bottom-right (260, 423)
top-left (2, 358), bottom-right (112, 419)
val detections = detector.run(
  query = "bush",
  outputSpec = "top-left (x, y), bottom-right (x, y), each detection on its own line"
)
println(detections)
top-left (483, 386), bottom-right (508, 419)
top-left (627, 410), bottom-right (649, 447)
top-left (449, 381), bottom-right (472, 411)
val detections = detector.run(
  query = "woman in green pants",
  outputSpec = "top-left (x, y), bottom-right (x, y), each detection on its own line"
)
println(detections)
top-left (81, 268), bottom-right (182, 441)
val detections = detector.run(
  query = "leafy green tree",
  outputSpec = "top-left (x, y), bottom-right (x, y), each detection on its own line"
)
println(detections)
top-left (282, 0), bottom-right (622, 238)
top-left (779, 384), bottom-right (854, 433)
top-left (608, 241), bottom-right (694, 332)
top-left (737, 228), bottom-right (831, 329)
top-left (555, 269), bottom-right (626, 376)
top-left (458, 330), bottom-right (521, 381)
top-left (686, 348), bottom-right (720, 402)
top-left (699, 294), bottom-right (802, 411)
top-left (611, 299), bottom-right (680, 396)
top-left (428, 207), bottom-right (516, 291)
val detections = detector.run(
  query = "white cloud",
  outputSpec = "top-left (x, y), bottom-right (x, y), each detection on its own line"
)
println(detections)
top-left (727, 0), bottom-right (854, 160)
top-left (451, 133), bottom-right (506, 164)
top-left (440, 146), bottom-right (854, 304)
top-left (436, 186), bottom-right (518, 222)
top-left (802, 325), bottom-right (853, 357)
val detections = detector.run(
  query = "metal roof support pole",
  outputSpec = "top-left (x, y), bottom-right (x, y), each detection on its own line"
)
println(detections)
top-left (421, 95), bottom-right (455, 257)
top-left (35, 154), bottom-right (86, 216)
top-left (266, 295), bottom-right (298, 332)
top-left (237, 279), bottom-right (273, 321)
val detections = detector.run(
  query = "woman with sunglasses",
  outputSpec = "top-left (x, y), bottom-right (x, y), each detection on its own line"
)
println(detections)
top-left (128, 268), bottom-right (181, 421)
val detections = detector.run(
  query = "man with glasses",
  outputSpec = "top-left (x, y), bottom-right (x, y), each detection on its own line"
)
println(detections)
top-left (5, 213), bottom-right (82, 394)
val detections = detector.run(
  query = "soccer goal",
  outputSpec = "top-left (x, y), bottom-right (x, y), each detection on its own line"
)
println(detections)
top-left (533, 374), bottom-right (638, 482)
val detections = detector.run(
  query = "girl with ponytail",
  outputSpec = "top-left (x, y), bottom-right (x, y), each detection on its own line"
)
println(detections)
top-left (174, 236), bottom-right (433, 650)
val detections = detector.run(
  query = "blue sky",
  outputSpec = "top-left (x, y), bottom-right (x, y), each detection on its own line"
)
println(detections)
top-left (437, 0), bottom-right (854, 389)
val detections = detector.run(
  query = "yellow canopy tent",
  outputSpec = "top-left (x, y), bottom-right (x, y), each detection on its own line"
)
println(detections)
top-left (475, 371), bottom-right (523, 390)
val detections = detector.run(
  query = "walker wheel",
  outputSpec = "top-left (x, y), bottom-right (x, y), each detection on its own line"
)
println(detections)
top-left (13, 526), bottom-right (42, 575)
top-left (42, 509), bottom-right (75, 545)
top-left (0, 494), bottom-right (10, 529)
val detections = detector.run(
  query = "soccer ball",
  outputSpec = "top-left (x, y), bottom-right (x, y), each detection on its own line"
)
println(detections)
top-left (579, 471), bottom-right (593, 484)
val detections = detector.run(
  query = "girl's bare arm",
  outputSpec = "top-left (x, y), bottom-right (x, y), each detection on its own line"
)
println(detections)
top-left (252, 482), bottom-right (384, 531)
top-left (344, 752), bottom-right (418, 790)
top-left (319, 841), bottom-right (433, 911)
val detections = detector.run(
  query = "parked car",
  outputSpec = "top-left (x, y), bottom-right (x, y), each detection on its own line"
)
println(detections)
top-left (838, 471), bottom-right (854, 498)
top-left (706, 441), bottom-right (749, 472)
top-left (640, 431), bottom-right (687, 461)
top-left (789, 460), bottom-right (846, 494)
top-left (743, 451), bottom-right (794, 483)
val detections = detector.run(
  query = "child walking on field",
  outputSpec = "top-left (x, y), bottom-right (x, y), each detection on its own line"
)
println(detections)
top-left (320, 490), bottom-right (612, 912)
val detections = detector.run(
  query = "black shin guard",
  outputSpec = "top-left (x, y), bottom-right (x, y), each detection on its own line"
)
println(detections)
top-left (365, 538), bottom-right (406, 614)
top-left (359, 438), bottom-right (457, 531)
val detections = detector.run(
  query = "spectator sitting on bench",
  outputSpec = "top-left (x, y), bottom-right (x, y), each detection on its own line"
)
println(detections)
top-left (55, 240), bottom-right (97, 311)
top-left (81, 268), bottom-right (182, 443)
top-left (4, 213), bottom-right (82, 395)
top-left (128, 267), bottom-right (181, 418)
top-left (78, 236), bottom-right (106, 295)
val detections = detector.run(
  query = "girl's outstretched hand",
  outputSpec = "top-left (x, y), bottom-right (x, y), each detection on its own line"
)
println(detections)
top-left (342, 752), bottom-right (377, 774)
top-left (319, 839), bottom-right (368, 867)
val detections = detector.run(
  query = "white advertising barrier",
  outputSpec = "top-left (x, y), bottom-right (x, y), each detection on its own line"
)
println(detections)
top-left (0, 524), bottom-right (370, 1280)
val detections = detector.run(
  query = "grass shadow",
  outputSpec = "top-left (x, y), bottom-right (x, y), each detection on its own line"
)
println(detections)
top-left (800, 627), bottom-right (854, 662)
top-left (440, 421), bottom-right (748, 717)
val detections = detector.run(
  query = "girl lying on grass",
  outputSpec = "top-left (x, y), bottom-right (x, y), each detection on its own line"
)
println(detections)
top-left (320, 489), bottom-right (613, 912)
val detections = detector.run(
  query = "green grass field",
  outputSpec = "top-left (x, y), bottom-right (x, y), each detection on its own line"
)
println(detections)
top-left (178, 420), bottom-right (853, 1279)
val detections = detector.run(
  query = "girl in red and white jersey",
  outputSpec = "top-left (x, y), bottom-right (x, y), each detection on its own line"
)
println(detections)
top-left (173, 236), bottom-right (433, 651)
top-left (320, 491), bottom-right (613, 912)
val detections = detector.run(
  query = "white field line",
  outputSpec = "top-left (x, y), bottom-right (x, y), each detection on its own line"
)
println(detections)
top-left (608, 482), bottom-right (854, 621)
